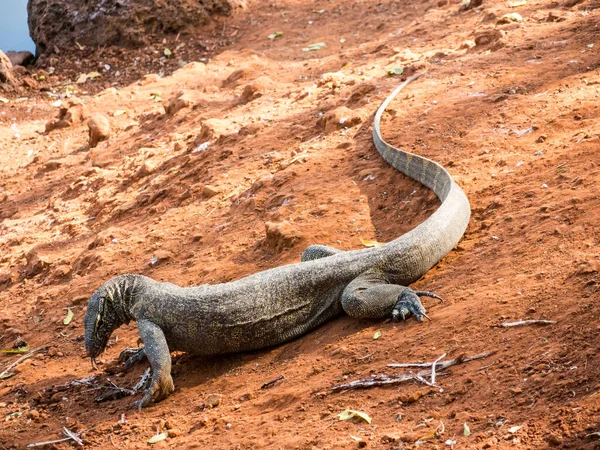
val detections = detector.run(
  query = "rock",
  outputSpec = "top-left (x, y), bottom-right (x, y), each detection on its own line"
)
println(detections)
top-left (222, 68), bottom-right (246, 87)
top-left (91, 153), bottom-right (116, 168)
top-left (0, 50), bottom-right (15, 84)
top-left (232, 76), bottom-right (275, 106)
top-left (264, 221), bottom-right (303, 252)
top-left (89, 228), bottom-right (126, 249)
top-left (132, 162), bottom-right (157, 181)
top-left (459, 0), bottom-right (483, 11)
top-left (26, 409), bottom-right (40, 421)
top-left (192, 118), bottom-right (235, 144)
top-left (317, 106), bottom-right (364, 133)
top-left (546, 434), bottom-right (562, 447)
top-left (6, 51), bottom-right (34, 67)
top-left (88, 113), bottom-right (111, 148)
top-left (51, 264), bottom-right (72, 280)
top-left (238, 123), bottom-right (263, 136)
top-left (166, 429), bottom-right (180, 438)
top-left (149, 250), bottom-right (174, 266)
top-left (48, 347), bottom-right (58, 357)
top-left (202, 185), bottom-right (221, 198)
top-left (164, 91), bottom-right (196, 115)
top-left (27, 0), bottom-right (245, 55)
top-left (206, 393), bottom-right (222, 407)
top-left (474, 29), bottom-right (506, 51)
top-left (24, 250), bottom-right (51, 278)
top-left (45, 98), bottom-right (89, 133)
top-left (397, 390), bottom-right (424, 404)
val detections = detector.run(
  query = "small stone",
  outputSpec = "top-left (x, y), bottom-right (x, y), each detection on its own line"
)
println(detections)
top-left (547, 434), bottom-right (562, 447)
top-left (48, 348), bottom-right (58, 357)
top-left (536, 134), bottom-right (547, 143)
top-left (474, 29), bottom-right (506, 51)
top-left (166, 429), bottom-right (180, 438)
top-left (132, 162), bottom-right (155, 181)
top-left (206, 393), bottom-right (222, 407)
top-left (316, 106), bottom-right (364, 133)
top-left (149, 250), bottom-right (174, 266)
top-left (6, 50), bottom-right (34, 67)
top-left (27, 409), bottom-right (40, 421)
top-left (164, 91), bottom-right (195, 115)
top-left (202, 185), bottom-right (221, 198)
top-left (88, 113), bottom-right (111, 148)
top-left (397, 390), bottom-right (424, 404)
top-left (0, 402), bottom-right (7, 408)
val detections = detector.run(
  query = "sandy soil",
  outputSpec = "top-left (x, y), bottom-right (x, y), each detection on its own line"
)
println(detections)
top-left (1, 0), bottom-right (600, 448)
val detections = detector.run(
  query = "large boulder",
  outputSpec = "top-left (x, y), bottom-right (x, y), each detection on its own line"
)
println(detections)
top-left (28, 0), bottom-right (246, 55)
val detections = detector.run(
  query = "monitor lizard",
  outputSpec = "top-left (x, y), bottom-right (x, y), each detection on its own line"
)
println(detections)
top-left (84, 73), bottom-right (471, 408)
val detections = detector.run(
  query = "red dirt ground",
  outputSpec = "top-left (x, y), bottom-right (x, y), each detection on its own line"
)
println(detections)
top-left (1, 0), bottom-right (600, 448)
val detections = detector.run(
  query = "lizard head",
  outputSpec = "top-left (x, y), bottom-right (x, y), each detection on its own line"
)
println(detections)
top-left (84, 282), bottom-right (124, 368)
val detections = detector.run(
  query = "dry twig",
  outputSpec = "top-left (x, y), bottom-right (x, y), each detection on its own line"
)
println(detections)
top-left (27, 427), bottom-right (83, 448)
top-left (431, 353), bottom-right (446, 386)
top-left (491, 319), bottom-right (556, 328)
top-left (331, 352), bottom-right (494, 392)
top-left (0, 346), bottom-right (49, 381)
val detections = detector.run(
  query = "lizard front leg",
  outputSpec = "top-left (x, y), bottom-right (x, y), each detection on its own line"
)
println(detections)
top-left (131, 319), bottom-right (174, 409)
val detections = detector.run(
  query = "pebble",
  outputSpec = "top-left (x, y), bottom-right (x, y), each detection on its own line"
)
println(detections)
top-left (27, 409), bottom-right (40, 420)
top-left (207, 393), bottom-right (222, 407)
top-left (88, 113), bottom-right (111, 148)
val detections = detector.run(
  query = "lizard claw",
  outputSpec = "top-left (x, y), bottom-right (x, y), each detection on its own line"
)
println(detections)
top-left (131, 371), bottom-right (175, 409)
top-left (392, 289), bottom-right (429, 322)
top-left (118, 347), bottom-right (147, 371)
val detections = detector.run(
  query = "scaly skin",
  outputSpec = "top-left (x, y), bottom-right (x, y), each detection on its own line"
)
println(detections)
top-left (84, 74), bottom-right (471, 408)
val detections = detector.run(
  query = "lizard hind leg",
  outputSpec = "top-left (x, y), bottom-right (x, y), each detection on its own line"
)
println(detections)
top-left (341, 270), bottom-right (430, 322)
top-left (301, 244), bottom-right (343, 262)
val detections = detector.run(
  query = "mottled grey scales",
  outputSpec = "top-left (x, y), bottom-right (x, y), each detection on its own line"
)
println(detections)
top-left (84, 74), bottom-right (471, 408)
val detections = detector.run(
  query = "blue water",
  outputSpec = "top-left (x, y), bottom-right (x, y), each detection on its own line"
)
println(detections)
top-left (0, 0), bottom-right (35, 53)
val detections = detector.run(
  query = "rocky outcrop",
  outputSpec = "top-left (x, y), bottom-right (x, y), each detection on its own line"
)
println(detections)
top-left (28, 0), bottom-right (246, 55)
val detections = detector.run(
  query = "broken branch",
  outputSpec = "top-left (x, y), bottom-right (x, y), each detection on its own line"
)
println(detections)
top-left (491, 319), bottom-right (556, 328)
top-left (331, 352), bottom-right (494, 392)
top-left (431, 353), bottom-right (446, 386)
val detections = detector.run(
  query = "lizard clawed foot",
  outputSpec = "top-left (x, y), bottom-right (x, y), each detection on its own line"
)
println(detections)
top-left (392, 289), bottom-right (432, 323)
top-left (118, 347), bottom-right (147, 371)
top-left (130, 371), bottom-right (175, 410)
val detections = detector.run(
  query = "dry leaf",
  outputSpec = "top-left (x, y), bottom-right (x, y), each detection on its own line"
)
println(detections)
top-left (338, 409), bottom-right (372, 424)
top-left (303, 42), bottom-right (326, 51)
top-left (147, 432), bottom-right (168, 444)
top-left (463, 423), bottom-right (471, 436)
top-left (63, 308), bottom-right (74, 325)
top-left (360, 238), bottom-right (384, 247)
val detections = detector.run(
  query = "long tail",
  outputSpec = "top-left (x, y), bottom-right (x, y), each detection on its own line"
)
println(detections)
top-left (372, 74), bottom-right (471, 284)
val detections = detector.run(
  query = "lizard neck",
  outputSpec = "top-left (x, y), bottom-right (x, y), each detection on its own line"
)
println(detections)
top-left (105, 274), bottom-right (144, 325)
